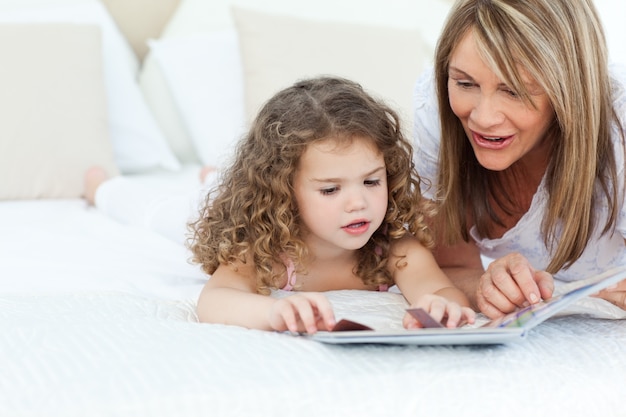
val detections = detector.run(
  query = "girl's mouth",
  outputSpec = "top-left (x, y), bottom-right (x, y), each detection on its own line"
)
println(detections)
top-left (342, 220), bottom-right (370, 235)
top-left (347, 221), bottom-right (366, 228)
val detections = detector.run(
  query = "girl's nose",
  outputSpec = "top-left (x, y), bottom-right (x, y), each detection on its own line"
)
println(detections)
top-left (345, 190), bottom-right (367, 212)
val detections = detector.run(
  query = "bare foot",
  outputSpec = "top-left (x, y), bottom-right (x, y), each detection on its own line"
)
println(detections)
top-left (199, 165), bottom-right (217, 184)
top-left (84, 166), bottom-right (108, 206)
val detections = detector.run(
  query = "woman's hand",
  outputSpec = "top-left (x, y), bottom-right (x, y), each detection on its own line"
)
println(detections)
top-left (593, 278), bottom-right (626, 310)
top-left (477, 252), bottom-right (554, 319)
top-left (403, 294), bottom-right (476, 329)
top-left (268, 292), bottom-right (337, 334)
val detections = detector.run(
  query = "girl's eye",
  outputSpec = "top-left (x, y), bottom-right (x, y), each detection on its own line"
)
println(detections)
top-left (364, 179), bottom-right (381, 187)
top-left (320, 187), bottom-right (338, 196)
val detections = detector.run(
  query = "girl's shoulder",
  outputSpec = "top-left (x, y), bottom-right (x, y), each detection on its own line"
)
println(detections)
top-left (387, 234), bottom-right (432, 262)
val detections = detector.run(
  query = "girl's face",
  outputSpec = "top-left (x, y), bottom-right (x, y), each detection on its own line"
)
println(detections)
top-left (447, 29), bottom-right (555, 172)
top-left (293, 136), bottom-right (388, 255)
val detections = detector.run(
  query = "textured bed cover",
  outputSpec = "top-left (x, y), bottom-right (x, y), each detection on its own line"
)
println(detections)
top-left (2, 196), bottom-right (626, 417)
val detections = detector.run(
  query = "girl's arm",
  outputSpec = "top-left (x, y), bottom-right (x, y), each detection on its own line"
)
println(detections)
top-left (431, 238), bottom-right (485, 308)
top-left (196, 261), bottom-right (336, 333)
top-left (390, 235), bottom-right (475, 328)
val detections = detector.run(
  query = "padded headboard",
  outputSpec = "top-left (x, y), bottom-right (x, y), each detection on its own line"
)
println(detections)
top-left (99, 0), bottom-right (180, 61)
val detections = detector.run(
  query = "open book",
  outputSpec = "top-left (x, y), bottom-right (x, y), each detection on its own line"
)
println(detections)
top-left (306, 266), bottom-right (626, 346)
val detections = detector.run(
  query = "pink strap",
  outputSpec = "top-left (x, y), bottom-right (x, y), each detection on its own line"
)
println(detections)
top-left (282, 258), bottom-right (297, 291)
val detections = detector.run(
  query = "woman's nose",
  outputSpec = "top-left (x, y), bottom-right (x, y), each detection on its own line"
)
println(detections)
top-left (470, 95), bottom-right (506, 129)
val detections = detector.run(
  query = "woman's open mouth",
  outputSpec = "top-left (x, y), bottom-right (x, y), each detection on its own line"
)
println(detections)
top-left (472, 131), bottom-right (514, 148)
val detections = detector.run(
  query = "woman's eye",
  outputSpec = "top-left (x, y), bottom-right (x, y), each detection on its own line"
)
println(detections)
top-left (503, 88), bottom-right (519, 98)
top-left (364, 179), bottom-right (381, 187)
top-left (455, 80), bottom-right (474, 89)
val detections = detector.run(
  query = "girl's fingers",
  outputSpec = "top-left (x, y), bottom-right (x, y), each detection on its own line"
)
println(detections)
top-left (274, 293), bottom-right (336, 334)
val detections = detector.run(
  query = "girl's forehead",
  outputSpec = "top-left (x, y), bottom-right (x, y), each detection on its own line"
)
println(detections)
top-left (310, 134), bottom-right (379, 152)
top-left (298, 135), bottom-right (384, 171)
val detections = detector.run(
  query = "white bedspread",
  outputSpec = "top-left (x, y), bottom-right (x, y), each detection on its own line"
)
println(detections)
top-left (1, 194), bottom-right (626, 417)
top-left (2, 290), bottom-right (626, 417)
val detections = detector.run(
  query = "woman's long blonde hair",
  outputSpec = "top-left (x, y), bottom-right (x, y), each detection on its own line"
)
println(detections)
top-left (434, 0), bottom-right (622, 273)
top-left (189, 76), bottom-right (433, 293)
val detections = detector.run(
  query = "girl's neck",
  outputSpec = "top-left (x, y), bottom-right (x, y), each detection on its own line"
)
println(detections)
top-left (306, 243), bottom-right (357, 265)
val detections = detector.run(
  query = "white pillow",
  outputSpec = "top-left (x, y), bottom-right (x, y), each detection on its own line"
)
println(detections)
top-left (0, 1), bottom-right (180, 174)
top-left (139, 0), bottom-right (238, 163)
top-left (139, 0), bottom-right (240, 165)
top-left (147, 31), bottom-right (246, 167)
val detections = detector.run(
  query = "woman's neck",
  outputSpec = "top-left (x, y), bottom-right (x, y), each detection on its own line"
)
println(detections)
top-left (484, 151), bottom-right (550, 238)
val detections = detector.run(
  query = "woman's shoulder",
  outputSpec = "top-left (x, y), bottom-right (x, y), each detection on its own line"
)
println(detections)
top-left (413, 66), bottom-right (436, 109)
top-left (610, 62), bottom-right (626, 112)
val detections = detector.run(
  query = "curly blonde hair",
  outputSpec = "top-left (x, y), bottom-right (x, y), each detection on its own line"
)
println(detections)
top-left (188, 76), bottom-right (434, 294)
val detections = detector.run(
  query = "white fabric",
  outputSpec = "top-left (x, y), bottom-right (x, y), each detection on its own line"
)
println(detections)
top-left (0, 290), bottom-right (625, 417)
top-left (2, 174), bottom-right (626, 417)
top-left (413, 64), bottom-right (626, 283)
top-left (0, 2), bottom-right (180, 174)
top-left (0, 199), bottom-right (206, 300)
top-left (147, 31), bottom-right (246, 167)
top-left (94, 165), bottom-right (216, 246)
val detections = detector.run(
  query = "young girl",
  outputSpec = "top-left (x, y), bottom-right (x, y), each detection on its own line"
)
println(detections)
top-left (190, 76), bottom-right (475, 333)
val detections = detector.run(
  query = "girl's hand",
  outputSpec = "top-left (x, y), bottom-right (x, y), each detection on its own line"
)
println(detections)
top-left (593, 278), bottom-right (626, 311)
top-left (268, 293), bottom-right (336, 334)
top-left (477, 252), bottom-right (554, 319)
top-left (403, 294), bottom-right (476, 329)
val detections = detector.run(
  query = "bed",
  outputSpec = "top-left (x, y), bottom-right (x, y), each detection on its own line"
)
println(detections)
top-left (2, 1), bottom-right (626, 416)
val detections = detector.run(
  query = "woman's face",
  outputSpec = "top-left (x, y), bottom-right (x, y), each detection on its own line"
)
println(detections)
top-left (447, 29), bottom-right (555, 172)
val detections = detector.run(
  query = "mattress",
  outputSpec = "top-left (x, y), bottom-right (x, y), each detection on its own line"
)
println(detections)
top-left (2, 182), bottom-right (626, 417)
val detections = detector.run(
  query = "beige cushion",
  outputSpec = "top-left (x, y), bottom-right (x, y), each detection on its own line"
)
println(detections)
top-left (100, 0), bottom-right (181, 61)
top-left (0, 23), bottom-right (118, 200)
top-left (231, 6), bottom-right (432, 132)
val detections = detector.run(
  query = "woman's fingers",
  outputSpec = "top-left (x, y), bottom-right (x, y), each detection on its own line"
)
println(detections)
top-left (478, 253), bottom-right (554, 318)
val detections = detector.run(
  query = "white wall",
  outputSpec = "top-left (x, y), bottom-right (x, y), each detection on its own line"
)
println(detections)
top-left (595, 0), bottom-right (626, 65)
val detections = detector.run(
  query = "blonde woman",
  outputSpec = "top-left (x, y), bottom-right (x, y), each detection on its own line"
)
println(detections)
top-left (413, 0), bottom-right (626, 318)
